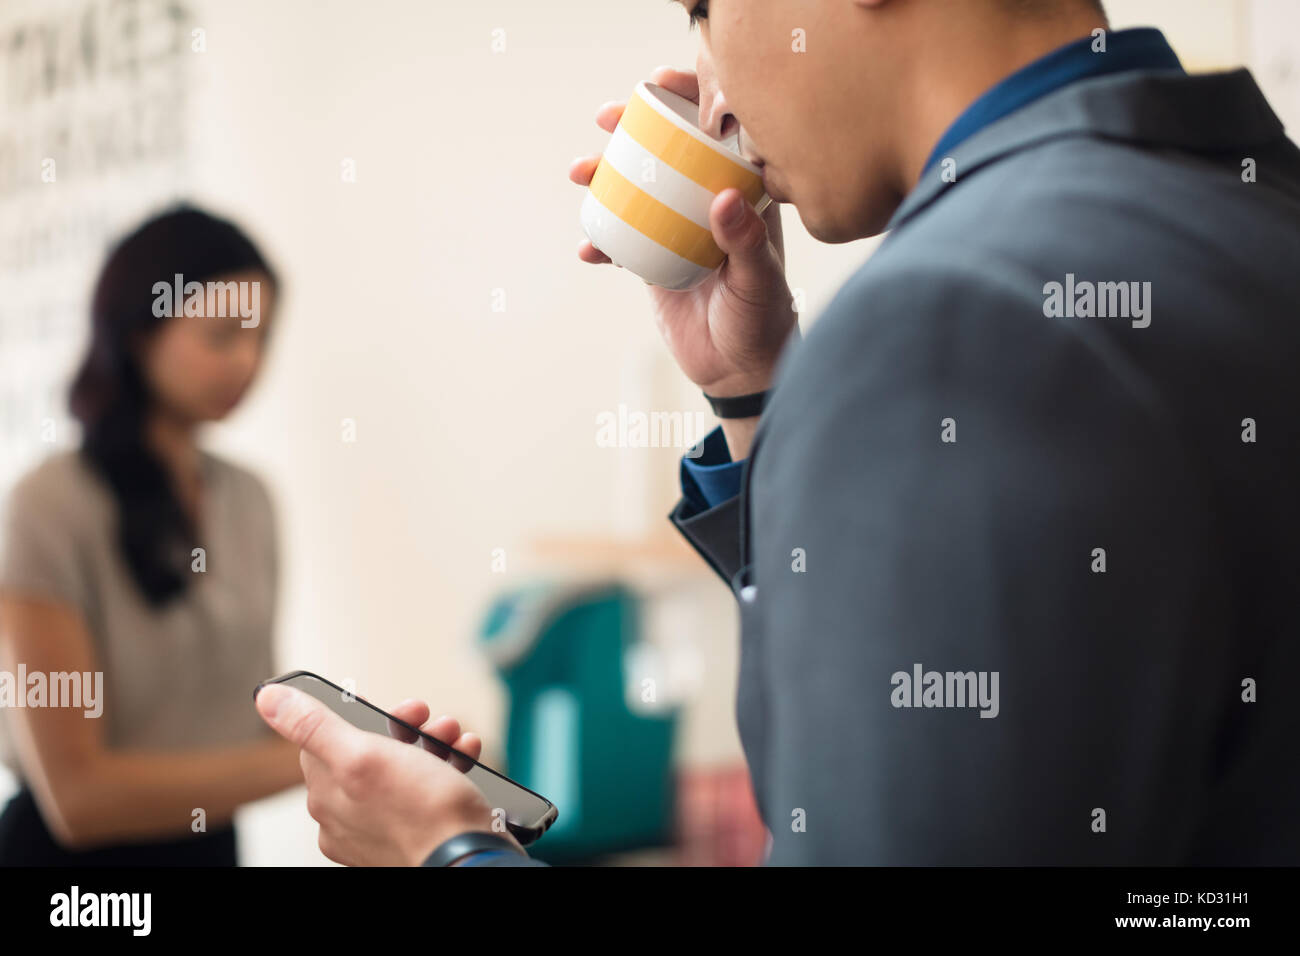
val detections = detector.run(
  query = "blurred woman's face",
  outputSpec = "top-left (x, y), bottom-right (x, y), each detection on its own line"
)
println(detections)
top-left (139, 268), bottom-right (275, 425)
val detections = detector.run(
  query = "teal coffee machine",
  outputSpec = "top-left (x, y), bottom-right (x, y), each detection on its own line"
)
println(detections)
top-left (478, 580), bottom-right (677, 863)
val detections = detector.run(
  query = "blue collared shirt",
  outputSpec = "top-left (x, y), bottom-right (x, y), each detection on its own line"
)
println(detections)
top-left (923, 26), bottom-right (1183, 174)
top-left (679, 26), bottom-right (1184, 516)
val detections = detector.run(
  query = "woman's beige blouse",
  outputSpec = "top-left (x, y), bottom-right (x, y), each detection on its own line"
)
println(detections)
top-left (0, 449), bottom-right (279, 778)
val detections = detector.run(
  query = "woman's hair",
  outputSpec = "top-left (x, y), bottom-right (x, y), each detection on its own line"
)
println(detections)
top-left (69, 205), bottom-right (278, 606)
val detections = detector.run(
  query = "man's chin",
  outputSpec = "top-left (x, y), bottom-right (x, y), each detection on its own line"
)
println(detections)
top-left (801, 212), bottom-right (873, 245)
top-left (799, 198), bottom-right (896, 244)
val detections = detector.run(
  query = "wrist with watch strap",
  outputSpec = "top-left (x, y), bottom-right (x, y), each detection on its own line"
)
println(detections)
top-left (421, 830), bottom-right (527, 867)
top-left (702, 387), bottom-right (772, 419)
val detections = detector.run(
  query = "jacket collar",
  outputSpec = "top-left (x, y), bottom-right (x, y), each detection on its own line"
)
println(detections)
top-left (886, 68), bottom-right (1286, 235)
top-left (752, 67), bottom-right (1288, 454)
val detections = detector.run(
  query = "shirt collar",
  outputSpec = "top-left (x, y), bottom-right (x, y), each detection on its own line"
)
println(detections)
top-left (923, 26), bottom-right (1185, 175)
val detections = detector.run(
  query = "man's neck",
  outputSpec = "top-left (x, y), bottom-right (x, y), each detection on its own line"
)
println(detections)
top-left (892, 10), bottom-right (1109, 194)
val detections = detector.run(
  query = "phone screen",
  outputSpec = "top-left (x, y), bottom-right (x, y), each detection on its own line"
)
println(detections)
top-left (256, 670), bottom-right (557, 845)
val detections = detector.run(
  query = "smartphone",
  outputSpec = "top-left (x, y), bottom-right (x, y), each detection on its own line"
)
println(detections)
top-left (254, 670), bottom-right (558, 845)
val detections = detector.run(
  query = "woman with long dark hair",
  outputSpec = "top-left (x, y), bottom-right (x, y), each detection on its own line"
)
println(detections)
top-left (0, 206), bottom-right (302, 865)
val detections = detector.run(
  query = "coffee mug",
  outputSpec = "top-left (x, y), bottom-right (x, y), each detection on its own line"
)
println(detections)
top-left (580, 81), bottom-right (772, 291)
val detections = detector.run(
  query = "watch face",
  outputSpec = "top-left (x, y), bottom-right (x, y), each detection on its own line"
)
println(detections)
top-left (428, 832), bottom-right (521, 867)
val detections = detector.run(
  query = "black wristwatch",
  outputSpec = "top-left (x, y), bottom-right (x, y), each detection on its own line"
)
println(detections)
top-left (702, 388), bottom-right (771, 419)
top-left (421, 831), bottom-right (527, 867)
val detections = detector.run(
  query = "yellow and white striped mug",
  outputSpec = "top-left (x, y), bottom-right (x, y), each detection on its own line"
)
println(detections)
top-left (581, 81), bottom-right (772, 291)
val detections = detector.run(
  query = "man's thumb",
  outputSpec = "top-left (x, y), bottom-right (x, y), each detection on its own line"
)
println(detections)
top-left (256, 684), bottom-right (348, 757)
top-left (711, 188), bottom-right (773, 283)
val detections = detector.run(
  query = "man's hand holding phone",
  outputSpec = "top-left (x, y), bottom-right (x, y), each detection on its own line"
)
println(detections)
top-left (255, 684), bottom-right (515, 866)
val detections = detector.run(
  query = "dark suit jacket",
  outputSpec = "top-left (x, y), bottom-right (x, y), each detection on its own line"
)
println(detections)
top-left (670, 68), bottom-right (1300, 864)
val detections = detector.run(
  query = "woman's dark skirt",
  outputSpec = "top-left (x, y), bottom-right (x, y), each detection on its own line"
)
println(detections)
top-left (0, 786), bottom-right (237, 866)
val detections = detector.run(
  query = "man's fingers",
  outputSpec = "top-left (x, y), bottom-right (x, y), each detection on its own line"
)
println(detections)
top-left (389, 699), bottom-right (430, 728)
top-left (577, 70), bottom-right (695, 266)
top-left (578, 239), bottom-right (613, 265)
top-left (386, 699), bottom-right (430, 744)
top-left (570, 159), bottom-right (616, 265)
top-left (595, 100), bottom-right (626, 134)
top-left (455, 732), bottom-right (482, 762)
top-left (599, 71), bottom-right (697, 139)
top-left (417, 717), bottom-right (483, 771)
top-left (422, 714), bottom-right (463, 745)
top-left (256, 684), bottom-right (359, 764)
top-left (568, 155), bottom-right (600, 187)
top-left (650, 65), bottom-right (700, 104)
